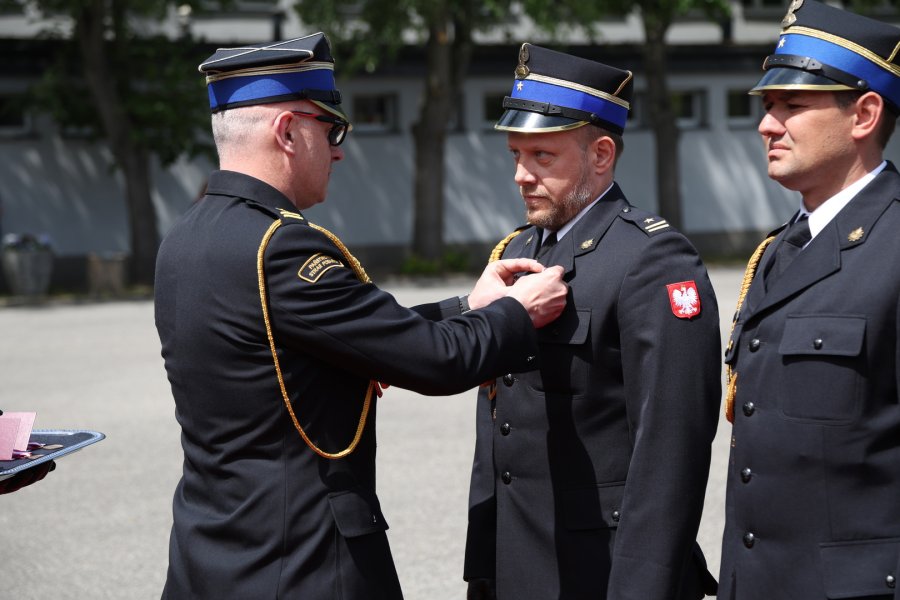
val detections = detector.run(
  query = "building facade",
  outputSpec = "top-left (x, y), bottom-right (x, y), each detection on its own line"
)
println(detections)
top-left (1, 1), bottom-right (898, 291)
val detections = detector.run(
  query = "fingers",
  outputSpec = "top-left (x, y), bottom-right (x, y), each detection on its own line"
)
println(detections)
top-left (490, 258), bottom-right (544, 284)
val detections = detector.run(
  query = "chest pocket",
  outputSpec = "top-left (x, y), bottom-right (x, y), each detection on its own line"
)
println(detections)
top-left (537, 308), bottom-right (591, 345)
top-left (777, 315), bottom-right (866, 424)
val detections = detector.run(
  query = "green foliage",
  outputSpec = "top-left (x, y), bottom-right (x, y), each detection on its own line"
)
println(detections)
top-left (294, 0), bottom-right (513, 75)
top-left (20, 0), bottom-right (214, 167)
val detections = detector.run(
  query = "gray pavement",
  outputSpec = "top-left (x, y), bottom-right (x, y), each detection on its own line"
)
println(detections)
top-left (0, 266), bottom-right (743, 599)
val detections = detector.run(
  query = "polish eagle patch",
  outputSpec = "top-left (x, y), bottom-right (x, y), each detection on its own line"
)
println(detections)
top-left (666, 281), bottom-right (701, 319)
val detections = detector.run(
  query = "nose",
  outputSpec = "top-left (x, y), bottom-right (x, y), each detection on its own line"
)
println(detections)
top-left (331, 145), bottom-right (345, 162)
top-left (758, 110), bottom-right (783, 138)
top-left (514, 160), bottom-right (536, 186)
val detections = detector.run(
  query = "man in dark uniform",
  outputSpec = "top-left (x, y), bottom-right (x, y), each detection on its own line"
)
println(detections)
top-left (154, 33), bottom-right (568, 599)
top-left (720, 2), bottom-right (900, 599)
top-left (463, 44), bottom-right (722, 599)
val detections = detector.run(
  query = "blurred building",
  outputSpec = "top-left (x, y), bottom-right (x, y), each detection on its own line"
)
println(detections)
top-left (1, 1), bottom-right (898, 291)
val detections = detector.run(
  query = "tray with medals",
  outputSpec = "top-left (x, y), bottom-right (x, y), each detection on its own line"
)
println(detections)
top-left (0, 429), bottom-right (106, 481)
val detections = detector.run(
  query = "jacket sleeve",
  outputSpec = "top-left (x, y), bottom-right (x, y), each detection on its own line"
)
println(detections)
top-left (607, 232), bottom-right (721, 599)
top-left (262, 222), bottom-right (539, 396)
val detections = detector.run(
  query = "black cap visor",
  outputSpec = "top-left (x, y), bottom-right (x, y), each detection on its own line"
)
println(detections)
top-left (494, 108), bottom-right (587, 133)
top-left (750, 66), bottom-right (855, 95)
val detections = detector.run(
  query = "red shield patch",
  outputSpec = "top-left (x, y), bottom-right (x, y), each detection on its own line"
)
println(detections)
top-left (666, 280), bottom-right (701, 319)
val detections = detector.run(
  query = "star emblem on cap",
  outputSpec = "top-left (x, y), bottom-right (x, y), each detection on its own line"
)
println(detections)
top-left (778, 37), bottom-right (786, 48)
top-left (516, 81), bottom-right (524, 92)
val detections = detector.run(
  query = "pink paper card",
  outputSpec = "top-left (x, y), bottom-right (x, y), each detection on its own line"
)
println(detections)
top-left (0, 412), bottom-right (36, 455)
top-left (0, 418), bottom-right (18, 460)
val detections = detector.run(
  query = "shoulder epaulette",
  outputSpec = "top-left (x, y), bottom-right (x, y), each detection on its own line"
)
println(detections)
top-left (618, 207), bottom-right (672, 237)
top-left (277, 208), bottom-right (306, 222)
top-left (489, 225), bottom-right (529, 263)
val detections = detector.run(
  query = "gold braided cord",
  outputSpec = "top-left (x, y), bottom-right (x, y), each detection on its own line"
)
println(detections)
top-left (257, 219), bottom-right (373, 459)
top-left (309, 223), bottom-right (372, 283)
top-left (724, 235), bottom-right (776, 423)
top-left (483, 229), bottom-right (525, 403)
top-left (489, 230), bottom-right (523, 263)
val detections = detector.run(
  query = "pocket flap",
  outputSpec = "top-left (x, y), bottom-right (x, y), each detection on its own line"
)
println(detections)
top-left (328, 490), bottom-right (389, 538)
top-left (820, 538), bottom-right (900, 599)
top-left (538, 308), bottom-right (591, 345)
top-left (561, 482), bottom-right (624, 530)
top-left (779, 315), bottom-right (866, 357)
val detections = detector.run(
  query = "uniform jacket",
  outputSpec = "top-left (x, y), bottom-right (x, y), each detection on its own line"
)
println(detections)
top-left (464, 183), bottom-right (722, 600)
top-left (154, 170), bottom-right (540, 599)
top-left (720, 163), bottom-right (900, 600)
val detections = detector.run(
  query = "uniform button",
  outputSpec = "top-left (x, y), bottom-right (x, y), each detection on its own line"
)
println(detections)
top-left (886, 574), bottom-right (896, 589)
top-left (813, 338), bottom-right (823, 350)
top-left (611, 510), bottom-right (620, 522)
top-left (526, 355), bottom-right (535, 363)
top-left (743, 532), bottom-right (755, 548)
top-left (741, 468), bottom-right (753, 483)
top-left (749, 338), bottom-right (761, 352)
top-left (501, 471), bottom-right (512, 485)
top-left (502, 374), bottom-right (515, 387)
top-left (500, 423), bottom-right (511, 436)
top-left (622, 207), bottom-right (631, 213)
top-left (742, 401), bottom-right (755, 417)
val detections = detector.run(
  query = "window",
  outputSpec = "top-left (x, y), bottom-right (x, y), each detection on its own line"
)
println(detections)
top-left (0, 94), bottom-right (32, 137)
top-left (727, 88), bottom-right (760, 128)
top-left (351, 93), bottom-right (398, 133)
top-left (670, 90), bottom-right (706, 129)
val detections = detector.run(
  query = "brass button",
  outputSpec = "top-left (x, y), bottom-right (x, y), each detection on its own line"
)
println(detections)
top-left (749, 338), bottom-right (761, 352)
top-left (500, 423), bottom-right (511, 436)
top-left (743, 402), bottom-right (755, 417)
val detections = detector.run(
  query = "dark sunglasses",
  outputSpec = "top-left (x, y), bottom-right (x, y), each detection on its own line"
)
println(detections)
top-left (290, 111), bottom-right (349, 146)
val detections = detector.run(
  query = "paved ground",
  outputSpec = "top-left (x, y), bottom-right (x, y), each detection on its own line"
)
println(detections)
top-left (0, 266), bottom-right (743, 599)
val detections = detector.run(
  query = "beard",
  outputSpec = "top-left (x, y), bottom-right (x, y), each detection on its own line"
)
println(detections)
top-left (523, 159), bottom-right (595, 231)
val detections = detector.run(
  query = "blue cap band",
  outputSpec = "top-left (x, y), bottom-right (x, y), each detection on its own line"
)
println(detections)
top-left (208, 69), bottom-right (337, 111)
top-left (776, 33), bottom-right (900, 107)
top-left (510, 78), bottom-right (629, 131)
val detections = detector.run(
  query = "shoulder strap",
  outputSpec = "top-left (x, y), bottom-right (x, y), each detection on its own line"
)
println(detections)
top-left (489, 229), bottom-right (525, 263)
top-left (724, 235), bottom-right (776, 423)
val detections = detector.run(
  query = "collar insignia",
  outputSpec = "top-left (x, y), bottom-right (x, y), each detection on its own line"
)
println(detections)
top-left (525, 234), bottom-right (534, 245)
top-left (580, 239), bottom-right (595, 250)
top-left (847, 227), bottom-right (864, 242)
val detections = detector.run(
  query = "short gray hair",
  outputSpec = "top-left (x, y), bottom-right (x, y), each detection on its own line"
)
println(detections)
top-left (211, 106), bottom-right (273, 159)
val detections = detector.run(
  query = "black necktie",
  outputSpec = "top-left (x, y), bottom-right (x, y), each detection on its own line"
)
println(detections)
top-left (768, 214), bottom-right (811, 283)
top-left (536, 231), bottom-right (557, 260)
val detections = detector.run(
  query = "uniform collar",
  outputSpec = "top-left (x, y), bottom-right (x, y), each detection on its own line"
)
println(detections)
top-left (806, 160), bottom-right (887, 239)
top-left (205, 170), bottom-right (299, 213)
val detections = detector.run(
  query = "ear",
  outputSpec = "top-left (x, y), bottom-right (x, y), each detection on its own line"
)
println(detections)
top-left (273, 111), bottom-right (296, 154)
top-left (590, 134), bottom-right (617, 175)
top-left (850, 91), bottom-right (884, 143)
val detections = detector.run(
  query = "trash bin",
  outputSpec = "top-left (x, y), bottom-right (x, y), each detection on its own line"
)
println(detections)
top-left (1, 234), bottom-right (54, 298)
top-left (87, 252), bottom-right (128, 297)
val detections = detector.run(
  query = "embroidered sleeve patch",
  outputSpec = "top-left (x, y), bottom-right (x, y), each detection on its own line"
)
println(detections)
top-left (298, 253), bottom-right (345, 283)
top-left (666, 280), bottom-right (701, 319)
